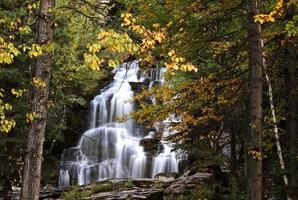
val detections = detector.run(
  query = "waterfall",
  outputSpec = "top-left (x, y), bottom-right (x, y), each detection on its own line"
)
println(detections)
top-left (59, 61), bottom-right (187, 187)
top-left (151, 143), bottom-right (179, 178)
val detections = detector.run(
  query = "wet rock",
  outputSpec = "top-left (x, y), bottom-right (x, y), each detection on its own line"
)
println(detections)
top-left (178, 170), bottom-right (190, 179)
top-left (40, 185), bottom-right (65, 200)
top-left (129, 82), bottom-right (147, 93)
top-left (10, 185), bottom-right (65, 200)
top-left (154, 172), bottom-right (178, 182)
top-left (11, 186), bottom-right (21, 200)
top-left (139, 138), bottom-right (161, 153)
top-left (139, 138), bottom-right (164, 178)
top-left (164, 173), bottom-right (212, 200)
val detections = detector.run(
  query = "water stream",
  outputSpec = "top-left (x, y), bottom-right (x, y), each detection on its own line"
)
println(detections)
top-left (59, 61), bottom-right (187, 186)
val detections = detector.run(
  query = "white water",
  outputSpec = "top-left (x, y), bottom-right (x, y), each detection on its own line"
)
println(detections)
top-left (59, 61), bottom-right (187, 187)
top-left (151, 143), bottom-right (178, 178)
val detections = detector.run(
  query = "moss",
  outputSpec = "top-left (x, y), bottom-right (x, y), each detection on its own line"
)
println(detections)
top-left (153, 181), bottom-right (165, 189)
top-left (62, 188), bottom-right (92, 200)
top-left (62, 182), bottom-right (113, 199)
top-left (123, 181), bottom-right (135, 189)
top-left (90, 183), bottom-right (113, 194)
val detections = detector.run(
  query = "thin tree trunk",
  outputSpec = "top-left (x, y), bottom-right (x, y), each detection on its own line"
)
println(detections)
top-left (247, 0), bottom-right (263, 199)
top-left (21, 0), bottom-right (55, 199)
top-left (263, 65), bottom-right (292, 200)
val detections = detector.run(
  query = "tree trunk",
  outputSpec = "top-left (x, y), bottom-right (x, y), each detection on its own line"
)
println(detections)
top-left (263, 66), bottom-right (291, 200)
top-left (247, 0), bottom-right (263, 199)
top-left (21, 0), bottom-right (55, 199)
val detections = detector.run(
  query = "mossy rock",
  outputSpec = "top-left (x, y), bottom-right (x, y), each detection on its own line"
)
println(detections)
top-left (62, 182), bottom-right (114, 199)
top-left (90, 183), bottom-right (113, 194)
top-left (154, 181), bottom-right (166, 189)
top-left (62, 188), bottom-right (92, 200)
top-left (123, 180), bottom-right (135, 189)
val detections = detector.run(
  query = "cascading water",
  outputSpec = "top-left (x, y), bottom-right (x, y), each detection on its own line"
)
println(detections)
top-left (59, 61), bottom-right (187, 187)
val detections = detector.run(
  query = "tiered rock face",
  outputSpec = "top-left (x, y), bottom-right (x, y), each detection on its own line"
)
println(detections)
top-left (58, 61), bottom-right (188, 187)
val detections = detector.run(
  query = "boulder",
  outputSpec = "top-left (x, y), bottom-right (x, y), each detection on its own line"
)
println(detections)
top-left (164, 173), bottom-right (212, 200)
top-left (139, 138), bottom-right (161, 153)
top-left (39, 185), bottom-right (65, 200)
top-left (154, 172), bottom-right (178, 182)
top-left (129, 82), bottom-right (147, 93)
